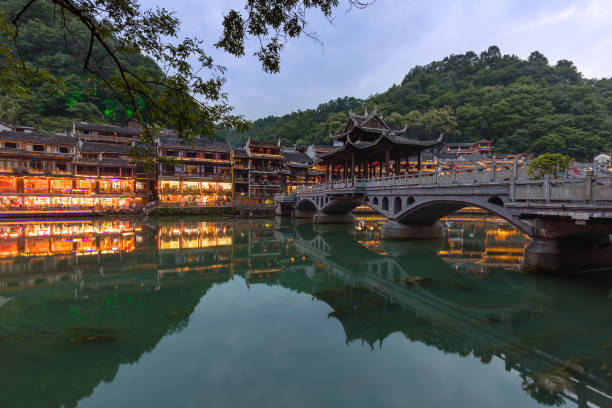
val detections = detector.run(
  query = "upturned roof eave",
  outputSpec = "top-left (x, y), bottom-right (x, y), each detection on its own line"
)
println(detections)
top-left (318, 133), bottom-right (443, 161)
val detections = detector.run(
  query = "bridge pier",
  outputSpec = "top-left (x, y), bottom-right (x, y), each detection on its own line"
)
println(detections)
top-left (524, 233), bottom-right (612, 274)
top-left (274, 204), bottom-right (293, 216)
top-left (381, 220), bottom-right (444, 240)
top-left (312, 212), bottom-right (355, 224)
top-left (292, 209), bottom-right (316, 218)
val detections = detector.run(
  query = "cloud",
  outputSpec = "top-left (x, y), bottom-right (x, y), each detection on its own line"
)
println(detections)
top-left (139, 0), bottom-right (612, 119)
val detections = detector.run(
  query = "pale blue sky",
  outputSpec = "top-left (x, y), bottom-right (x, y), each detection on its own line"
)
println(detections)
top-left (141, 0), bottom-right (612, 119)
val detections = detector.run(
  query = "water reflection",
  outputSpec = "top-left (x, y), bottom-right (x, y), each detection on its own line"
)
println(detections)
top-left (0, 215), bottom-right (610, 408)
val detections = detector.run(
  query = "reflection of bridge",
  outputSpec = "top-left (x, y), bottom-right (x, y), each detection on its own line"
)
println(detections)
top-left (287, 223), bottom-right (612, 408)
top-left (276, 167), bottom-right (612, 273)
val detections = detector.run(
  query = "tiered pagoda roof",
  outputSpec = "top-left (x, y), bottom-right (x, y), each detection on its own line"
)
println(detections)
top-left (321, 112), bottom-right (442, 160)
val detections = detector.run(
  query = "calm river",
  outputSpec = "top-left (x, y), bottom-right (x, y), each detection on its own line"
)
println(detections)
top-left (0, 214), bottom-right (611, 407)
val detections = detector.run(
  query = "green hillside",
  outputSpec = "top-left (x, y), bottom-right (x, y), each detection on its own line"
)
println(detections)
top-left (0, 0), bottom-right (163, 132)
top-left (1, 0), bottom-right (611, 162)
top-left (222, 46), bottom-right (612, 161)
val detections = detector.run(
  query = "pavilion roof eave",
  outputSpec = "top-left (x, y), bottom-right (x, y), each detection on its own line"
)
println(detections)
top-left (318, 133), bottom-right (443, 161)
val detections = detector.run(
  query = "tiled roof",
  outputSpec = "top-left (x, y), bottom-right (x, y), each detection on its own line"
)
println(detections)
top-left (233, 148), bottom-right (249, 157)
top-left (158, 136), bottom-right (230, 152)
top-left (81, 142), bottom-right (129, 153)
top-left (248, 139), bottom-right (279, 148)
top-left (98, 159), bottom-right (132, 167)
top-left (318, 133), bottom-right (443, 160)
top-left (0, 130), bottom-right (77, 146)
top-left (75, 122), bottom-right (141, 135)
top-left (282, 150), bottom-right (313, 164)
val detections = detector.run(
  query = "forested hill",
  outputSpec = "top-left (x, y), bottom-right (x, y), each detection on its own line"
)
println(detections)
top-left (220, 46), bottom-right (612, 161)
top-left (0, 0), bottom-right (162, 133)
top-left (1, 1), bottom-right (611, 164)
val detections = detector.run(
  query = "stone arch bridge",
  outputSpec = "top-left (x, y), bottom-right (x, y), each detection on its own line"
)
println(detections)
top-left (275, 166), bottom-right (612, 273)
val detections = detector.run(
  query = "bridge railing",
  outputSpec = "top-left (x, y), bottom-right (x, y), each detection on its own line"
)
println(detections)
top-left (511, 173), bottom-right (612, 203)
top-left (294, 162), bottom-right (529, 194)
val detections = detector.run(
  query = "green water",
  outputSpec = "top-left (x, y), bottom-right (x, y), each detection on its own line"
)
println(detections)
top-left (0, 215), bottom-right (611, 408)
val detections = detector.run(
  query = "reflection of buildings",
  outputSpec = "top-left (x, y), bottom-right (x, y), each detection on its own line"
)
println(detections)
top-left (0, 220), bottom-right (139, 289)
top-left (437, 215), bottom-right (529, 273)
top-left (353, 215), bottom-right (386, 252)
top-left (0, 218), bottom-right (610, 408)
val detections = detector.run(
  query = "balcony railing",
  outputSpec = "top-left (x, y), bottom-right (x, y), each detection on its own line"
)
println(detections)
top-left (23, 188), bottom-right (50, 194)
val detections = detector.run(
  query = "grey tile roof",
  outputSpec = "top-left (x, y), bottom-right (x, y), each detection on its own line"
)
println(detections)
top-left (158, 136), bottom-right (230, 152)
top-left (233, 148), bottom-right (249, 157)
top-left (282, 150), bottom-right (313, 164)
top-left (0, 130), bottom-right (77, 146)
top-left (318, 133), bottom-right (443, 160)
top-left (81, 142), bottom-right (129, 153)
top-left (75, 123), bottom-right (141, 136)
top-left (248, 139), bottom-right (279, 148)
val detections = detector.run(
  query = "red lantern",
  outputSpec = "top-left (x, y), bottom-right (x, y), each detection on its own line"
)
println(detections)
top-left (372, 161), bottom-right (381, 166)
top-left (335, 164), bottom-right (343, 169)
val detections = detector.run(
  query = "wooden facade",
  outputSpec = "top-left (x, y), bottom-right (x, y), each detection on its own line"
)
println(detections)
top-left (156, 137), bottom-right (232, 207)
top-left (0, 122), bottom-right (327, 212)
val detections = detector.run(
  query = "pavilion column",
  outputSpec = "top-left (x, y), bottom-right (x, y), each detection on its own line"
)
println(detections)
top-left (351, 153), bottom-right (355, 186)
top-left (418, 151), bottom-right (422, 172)
top-left (344, 156), bottom-right (348, 182)
top-left (385, 149), bottom-right (390, 178)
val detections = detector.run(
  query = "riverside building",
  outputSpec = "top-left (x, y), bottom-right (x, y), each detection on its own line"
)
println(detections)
top-left (280, 148), bottom-right (319, 193)
top-left (0, 130), bottom-right (81, 213)
top-left (245, 138), bottom-right (283, 205)
top-left (0, 120), bottom-right (325, 213)
top-left (156, 137), bottom-right (233, 207)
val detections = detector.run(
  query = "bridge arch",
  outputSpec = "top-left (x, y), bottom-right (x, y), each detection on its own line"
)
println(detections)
top-left (296, 198), bottom-right (317, 212)
top-left (382, 197), bottom-right (389, 211)
top-left (320, 197), bottom-right (363, 215)
top-left (394, 197), bottom-right (402, 214)
top-left (488, 196), bottom-right (505, 207)
top-left (395, 198), bottom-right (531, 234)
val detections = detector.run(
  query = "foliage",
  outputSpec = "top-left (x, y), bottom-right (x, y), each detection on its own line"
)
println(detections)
top-left (528, 153), bottom-right (573, 179)
top-left (216, 96), bottom-right (364, 146)
top-left (0, 0), bottom-right (372, 137)
top-left (224, 46), bottom-right (612, 161)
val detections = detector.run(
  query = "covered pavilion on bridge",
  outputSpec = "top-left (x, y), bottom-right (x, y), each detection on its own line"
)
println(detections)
top-left (318, 112), bottom-right (443, 185)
